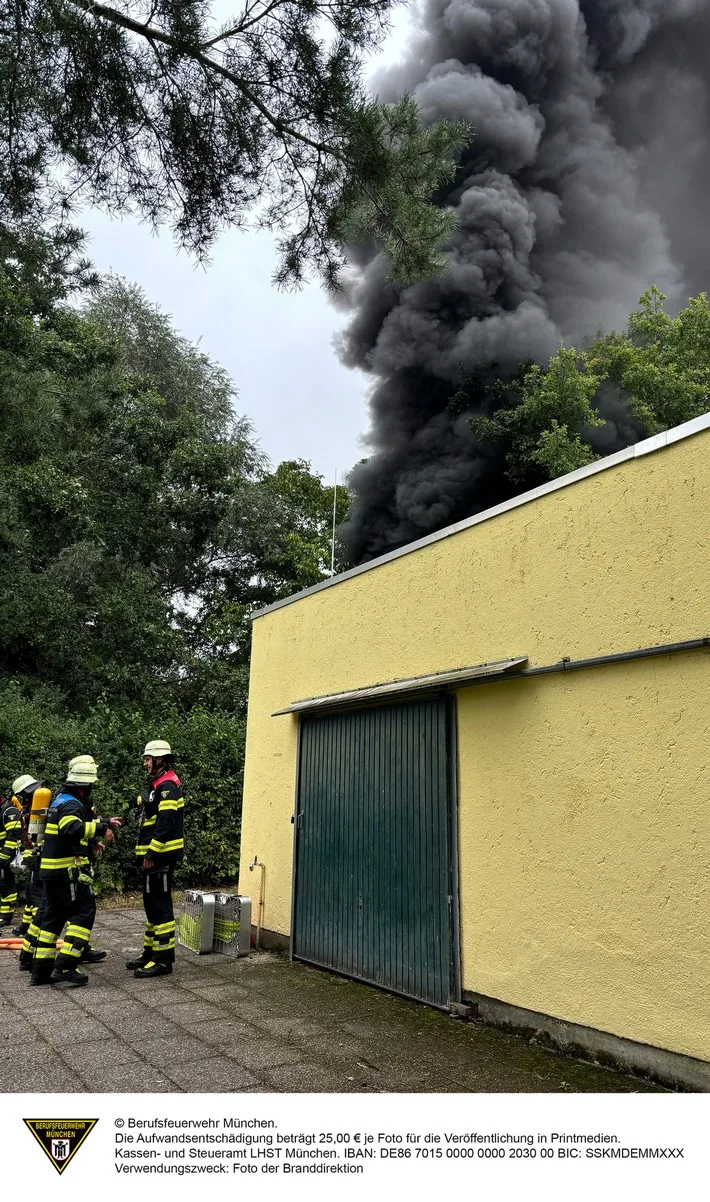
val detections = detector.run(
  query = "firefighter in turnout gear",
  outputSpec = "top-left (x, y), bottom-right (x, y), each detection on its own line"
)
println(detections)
top-left (126, 741), bottom-right (184, 978)
top-left (10, 774), bottom-right (46, 939)
top-left (19, 760), bottom-right (97, 971)
top-left (30, 756), bottom-right (123, 987)
top-left (0, 790), bottom-right (23, 926)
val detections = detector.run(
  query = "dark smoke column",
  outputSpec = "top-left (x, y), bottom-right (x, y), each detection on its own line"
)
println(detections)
top-left (339, 0), bottom-right (708, 564)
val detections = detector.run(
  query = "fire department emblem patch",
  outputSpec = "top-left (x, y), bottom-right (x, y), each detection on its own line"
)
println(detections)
top-left (23, 1118), bottom-right (98, 1174)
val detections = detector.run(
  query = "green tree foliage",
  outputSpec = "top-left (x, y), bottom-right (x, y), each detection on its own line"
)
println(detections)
top-left (471, 347), bottom-right (602, 484)
top-left (588, 286), bottom-right (710, 433)
top-left (0, 232), bottom-right (351, 887)
top-left (465, 289), bottom-right (710, 488)
top-left (1, 1), bottom-right (470, 288)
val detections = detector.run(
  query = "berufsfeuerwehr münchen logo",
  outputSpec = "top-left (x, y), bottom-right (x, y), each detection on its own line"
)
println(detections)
top-left (23, 1118), bottom-right (98, 1174)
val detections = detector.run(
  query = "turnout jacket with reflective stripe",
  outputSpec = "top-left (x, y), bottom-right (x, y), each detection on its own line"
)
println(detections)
top-left (39, 789), bottom-right (109, 880)
top-left (0, 799), bottom-right (22, 865)
top-left (135, 771), bottom-right (184, 865)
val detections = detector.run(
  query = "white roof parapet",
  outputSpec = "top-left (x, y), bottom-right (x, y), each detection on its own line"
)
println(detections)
top-left (254, 411), bottom-right (710, 621)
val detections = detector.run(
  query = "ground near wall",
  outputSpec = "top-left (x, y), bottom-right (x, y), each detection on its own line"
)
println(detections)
top-left (0, 903), bottom-right (664, 1093)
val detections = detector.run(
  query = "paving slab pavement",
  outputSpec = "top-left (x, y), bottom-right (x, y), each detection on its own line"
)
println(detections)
top-left (0, 905), bottom-right (664, 1093)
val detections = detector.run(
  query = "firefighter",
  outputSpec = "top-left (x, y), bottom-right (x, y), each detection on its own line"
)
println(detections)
top-left (19, 759), bottom-right (102, 971)
top-left (0, 790), bottom-right (23, 926)
top-left (10, 774), bottom-right (45, 939)
top-left (30, 756), bottom-right (123, 987)
top-left (126, 740), bottom-right (184, 978)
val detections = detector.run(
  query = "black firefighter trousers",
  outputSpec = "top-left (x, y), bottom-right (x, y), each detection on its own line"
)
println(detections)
top-left (141, 864), bottom-right (176, 965)
top-left (0, 862), bottom-right (18, 922)
top-left (31, 877), bottom-right (96, 980)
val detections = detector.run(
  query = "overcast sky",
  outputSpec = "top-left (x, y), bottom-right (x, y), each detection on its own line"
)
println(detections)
top-left (78, 6), bottom-right (414, 484)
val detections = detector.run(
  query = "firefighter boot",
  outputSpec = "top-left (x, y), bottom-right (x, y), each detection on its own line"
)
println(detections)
top-left (29, 968), bottom-right (54, 986)
top-left (81, 948), bottom-right (107, 963)
top-left (126, 954), bottom-right (150, 970)
top-left (49, 966), bottom-right (89, 987)
top-left (134, 961), bottom-right (172, 978)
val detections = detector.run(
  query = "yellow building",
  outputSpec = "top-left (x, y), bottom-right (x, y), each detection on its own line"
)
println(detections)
top-left (239, 413), bottom-right (710, 1089)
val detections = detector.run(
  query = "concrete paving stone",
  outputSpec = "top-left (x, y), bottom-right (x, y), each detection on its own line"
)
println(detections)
top-left (55, 1038), bottom-right (144, 1072)
top-left (129, 1034), bottom-right (212, 1064)
top-left (76, 1061), bottom-right (178, 1092)
top-left (161, 1056), bottom-right (261, 1093)
top-left (290, 1031), bottom-right (376, 1064)
top-left (9, 1056), bottom-right (84, 1093)
top-left (0, 1036), bottom-right (53, 1065)
top-left (0, 1012), bottom-right (28, 1037)
top-left (119, 977), bottom-right (185, 997)
top-left (180, 982), bottom-right (251, 1004)
top-left (68, 986), bottom-right (133, 1010)
top-left (100, 1009), bottom-right (177, 1038)
top-left (6, 987), bottom-right (82, 1013)
top-left (259, 1061), bottom-right (353, 1093)
top-left (178, 1018), bottom-right (264, 1046)
top-left (246, 1015), bottom-right (342, 1041)
top-left (225, 1037), bottom-right (307, 1071)
top-left (160, 1000), bottom-right (233, 1024)
top-left (30, 1012), bottom-right (115, 1041)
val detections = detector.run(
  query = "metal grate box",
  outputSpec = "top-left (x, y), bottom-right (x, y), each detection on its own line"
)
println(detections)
top-left (212, 894), bottom-right (251, 957)
top-left (177, 890), bottom-right (215, 955)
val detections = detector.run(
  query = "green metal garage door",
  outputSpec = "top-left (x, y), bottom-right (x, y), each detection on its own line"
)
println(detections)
top-left (292, 697), bottom-right (458, 1008)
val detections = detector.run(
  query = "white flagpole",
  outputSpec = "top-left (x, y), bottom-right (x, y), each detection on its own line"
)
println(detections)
top-left (331, 469), bottom-right (338, 575)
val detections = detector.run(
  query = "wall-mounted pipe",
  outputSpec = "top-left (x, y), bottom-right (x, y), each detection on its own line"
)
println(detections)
top-left (464, 636), bottom-right (710, 686)
top-left (248, 856), bottom-right (266, 948)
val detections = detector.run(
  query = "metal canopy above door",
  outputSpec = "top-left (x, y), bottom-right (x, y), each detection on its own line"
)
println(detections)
top-left (292, 695), bottom-right (458, 1009)
top-left (273, 656), bottom-right (527, 715)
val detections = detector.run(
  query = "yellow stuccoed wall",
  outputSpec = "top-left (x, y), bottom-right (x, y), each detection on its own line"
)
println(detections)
top-left (239, 429), bottom-right (710, 1060)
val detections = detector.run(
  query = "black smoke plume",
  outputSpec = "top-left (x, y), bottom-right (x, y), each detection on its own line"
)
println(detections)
top-left (339, 0), bottom-right (710, 563)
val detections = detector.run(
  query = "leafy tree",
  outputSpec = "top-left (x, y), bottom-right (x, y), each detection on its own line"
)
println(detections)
top-left (0, 237), bottom-right (351, 887)
top-left (588, 286), bottom-right (710, 433)
top-left (470, 347), bottom-right (602, 485)
top-left (459, 290), bottom-right (710, 490)
top-left (1, 1), bottom-right (469, 287)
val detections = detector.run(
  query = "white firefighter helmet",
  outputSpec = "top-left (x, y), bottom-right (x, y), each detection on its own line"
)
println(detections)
top-left (67, 754), bottom-right (97, 772)
top-left (144, 740), bottom-right (172, 758)
top-left (12, 774), bottom-right (41, 796)
top-left (66, 755), bottom-right (98, 785)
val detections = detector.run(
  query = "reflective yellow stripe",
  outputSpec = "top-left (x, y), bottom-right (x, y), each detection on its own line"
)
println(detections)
top-left (141, 816), bottom-right (157, 827)
top-left (45, 823), bottom-right (59, 835)
top-left (40, 857), bottom-right (77, 869)
top-left (58, 815), bottom-right (81, 832)
top-left (148, 839), bottom-right (184, 853)
top-left (157, 801), bottom-right (180, 811)
top-left (65, 924), bottom-right (91, 939)
top-left (34, 948), bottom-right (56, 960)
top-left (153, 921), bottom-right (175, 934)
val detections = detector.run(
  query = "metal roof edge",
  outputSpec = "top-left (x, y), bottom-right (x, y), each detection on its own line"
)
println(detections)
top-left (253, 410), bottom-right (710, 620)
top-left (272, 656), bottom-right (529, 715)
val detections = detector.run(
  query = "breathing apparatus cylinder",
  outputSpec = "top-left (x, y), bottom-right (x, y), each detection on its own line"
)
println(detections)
top-left (28, 786), bottom-right (52, 839)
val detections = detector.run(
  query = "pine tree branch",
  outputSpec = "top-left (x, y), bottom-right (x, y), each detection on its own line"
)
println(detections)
top-left (67, 0), bottom-right (341, 157)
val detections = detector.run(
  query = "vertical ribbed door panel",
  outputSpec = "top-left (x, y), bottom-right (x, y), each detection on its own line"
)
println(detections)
top-left (293, 697), bottom-right (453, 1008)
